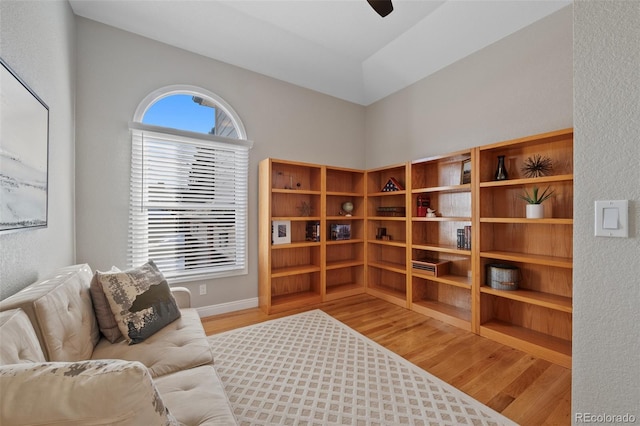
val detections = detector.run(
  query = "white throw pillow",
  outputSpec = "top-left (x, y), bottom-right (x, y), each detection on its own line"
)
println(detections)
top-left (0, 359), bottom-right (178, 425)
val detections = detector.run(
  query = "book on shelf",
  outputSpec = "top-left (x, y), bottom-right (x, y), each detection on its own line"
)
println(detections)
top-left (306, 221), bottom-right (320, 242)
top-left (376, 206), bottom-right (406, 217)
top-left (456, 226), bottom-right (471, 250)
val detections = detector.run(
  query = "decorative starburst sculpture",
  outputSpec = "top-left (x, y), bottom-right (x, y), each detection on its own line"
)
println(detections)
top-left (297, 201), bottom-right (312, 216)
top-left (521, 154), bottom-right (552, 178)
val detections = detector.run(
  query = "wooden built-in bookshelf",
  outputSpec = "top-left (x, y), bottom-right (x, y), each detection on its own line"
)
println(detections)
top-left (409, 149), bottom-right (475, 332)
top-left (364, 163), bottom-right (410, 308)
top-left (475, 128), bottom-right (573, 368)
top-left (259, 159), bottom-right (366, 313)
top-left (259, 128), bottom-right (573, 367)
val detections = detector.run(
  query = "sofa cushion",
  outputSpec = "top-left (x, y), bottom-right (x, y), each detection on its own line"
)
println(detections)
top-left (90, 267), bottom-right (124, 343)
top-left (0, 309), bottom-right (46, 365)
top-left (91, 308), bottom-right (214, 378)
top-left (0, 264), bottom-right (100, 361)
top-left (96, 260), bottom-right (181, 344)
top-left (0, 360), bottom-right (178, 426)
top-left (155, 365), bottom-right (238, 425)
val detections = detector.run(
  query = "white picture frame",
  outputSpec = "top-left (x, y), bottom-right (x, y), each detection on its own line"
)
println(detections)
top-left (272, 220), bottom-right (291, 245)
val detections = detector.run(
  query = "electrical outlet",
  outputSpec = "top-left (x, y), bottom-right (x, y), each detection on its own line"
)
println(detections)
top-left (199, 284), bottom-right (207, 295)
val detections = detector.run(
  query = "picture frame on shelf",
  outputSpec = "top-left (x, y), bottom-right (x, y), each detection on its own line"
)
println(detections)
top-left (460, 158), bottom-right (471, 184)
top-left (330, 224), bottom-right (351, 241)
top-left (272, 220), bottom-right (291, 245)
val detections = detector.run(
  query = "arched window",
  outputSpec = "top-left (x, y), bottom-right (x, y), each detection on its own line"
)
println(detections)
top-left (129, 85), bottom-right (252, 282)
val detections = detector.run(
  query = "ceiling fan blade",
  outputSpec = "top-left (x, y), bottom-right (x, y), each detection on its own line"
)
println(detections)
top-left (367, 0), bottom-right (393, 17)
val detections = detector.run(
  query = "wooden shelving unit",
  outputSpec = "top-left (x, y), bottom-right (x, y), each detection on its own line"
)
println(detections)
top-left (365, 163), bottom-right (409, 308)
top-left (409, 149), bottom-right (475, 331)
top-left (259, 159), bottom-right (366, 313)
top-left (324, 165), bottom-right (366, 301)
top-left (258, 128), bottom-right (574, 368)
top-left (475, 128), bottom-right (573, 368)
top-left (259, 159), bottom-right (323, 314)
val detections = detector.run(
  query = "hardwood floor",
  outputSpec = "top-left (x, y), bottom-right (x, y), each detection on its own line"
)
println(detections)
top-left (201, 294), bottom-right (571, 425)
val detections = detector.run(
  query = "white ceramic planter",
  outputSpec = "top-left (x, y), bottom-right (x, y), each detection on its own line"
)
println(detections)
top-left (526, 204), bottom-right (544, 219)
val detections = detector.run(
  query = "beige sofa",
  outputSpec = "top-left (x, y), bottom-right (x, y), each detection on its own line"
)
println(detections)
top-left (0, 264), bottom-right (236, 425)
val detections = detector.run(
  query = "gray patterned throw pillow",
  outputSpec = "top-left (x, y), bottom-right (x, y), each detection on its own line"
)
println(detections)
top-left (97, 260), bottom-right (180, 344)
top-left (90, 267), bottom-right (123, 343)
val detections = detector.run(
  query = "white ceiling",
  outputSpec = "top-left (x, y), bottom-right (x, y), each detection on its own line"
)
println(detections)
top-left (69, 0), bottom-right (571, 106)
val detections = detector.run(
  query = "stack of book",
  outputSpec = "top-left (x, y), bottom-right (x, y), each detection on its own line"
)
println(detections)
top-left (456, 226), bottom-right (472, 250)
top-left (306, 221), bottom-right (320, 242)
top-left (376, 206), bottom-right (406, 217)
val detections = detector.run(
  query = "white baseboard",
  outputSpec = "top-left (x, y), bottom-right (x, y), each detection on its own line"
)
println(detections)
top-left (196, 297), bottom-right (259, 318)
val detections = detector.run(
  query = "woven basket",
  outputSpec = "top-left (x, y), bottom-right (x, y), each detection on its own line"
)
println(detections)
top-left (486, 264), bottom-right (519, 291)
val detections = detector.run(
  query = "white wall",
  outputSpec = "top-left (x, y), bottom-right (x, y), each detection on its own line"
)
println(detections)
top-left (365, 6), bottom-right (573, 167)
top-left (0, 0), bottom-right (76, 299)
top-left (74, 17), bottom-right (366, 307)
top-left (573, 0), bottom-right (640, 421)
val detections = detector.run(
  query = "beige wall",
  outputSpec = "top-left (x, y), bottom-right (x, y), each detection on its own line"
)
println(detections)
top-left (0, 0), bottom-right (77, 298)
top-left (365, 2), bottom-right (640, 420)
top-left (365, 6), bottom-right (573, 167)
top-left (74, 17), bottom-right (366, 307)
top-left (573, 0), bottom-right (639, 420)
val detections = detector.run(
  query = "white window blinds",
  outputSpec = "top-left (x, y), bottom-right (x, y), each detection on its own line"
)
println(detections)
top-left (129, 126), bottom-right (251, 282)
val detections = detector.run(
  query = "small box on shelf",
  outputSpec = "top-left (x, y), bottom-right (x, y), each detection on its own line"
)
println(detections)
top-left (486, 264), bottom-right (519, 291)
top-left (412, 257), bottom-right (450, 276)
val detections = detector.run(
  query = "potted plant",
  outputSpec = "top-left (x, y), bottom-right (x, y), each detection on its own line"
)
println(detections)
top-left (518, 186), bottom-right (554, 218)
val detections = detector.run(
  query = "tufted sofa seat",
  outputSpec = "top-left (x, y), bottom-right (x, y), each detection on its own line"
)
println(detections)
top-left (0, 264), bottom-right (236, 425)
top-left (91, 309), bottom-right (214, 378)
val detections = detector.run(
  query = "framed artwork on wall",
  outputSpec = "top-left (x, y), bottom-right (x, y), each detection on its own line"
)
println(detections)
top-left (0, 57), bottom-right (49, 234)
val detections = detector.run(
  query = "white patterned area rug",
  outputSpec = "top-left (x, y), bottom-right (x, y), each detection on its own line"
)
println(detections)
top-left (208, 310), bottom-right (517, 426)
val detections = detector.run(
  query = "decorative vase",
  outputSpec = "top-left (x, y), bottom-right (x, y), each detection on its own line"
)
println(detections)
top-left (526, 204), bottom-right (544, 219)
top-left (494, 155), bottom-right (508, 180)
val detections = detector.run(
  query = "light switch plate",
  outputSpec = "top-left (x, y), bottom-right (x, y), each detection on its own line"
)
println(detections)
top-left (595, 200), bottom-right (629, 237)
